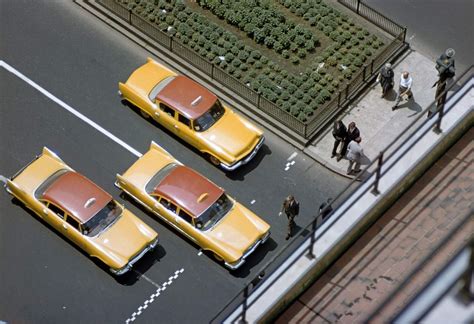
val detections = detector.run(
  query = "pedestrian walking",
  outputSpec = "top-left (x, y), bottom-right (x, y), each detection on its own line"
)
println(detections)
top-left (319, 198), bottom-right (333, 220)
top-left (429, 48), bottom-right (456, 118)
top-left (279, 195), bottom-right (299, 240)
top-left (338, 121), bottom-right (360, 161)
top-left (331, 120), bottom-right (347, 159)
top-left (346, 137), bottom-right (363, 175)
top-left (376, 63), bottom-right (394, 98)
top-left (392, 71), bottom-right (413, 110)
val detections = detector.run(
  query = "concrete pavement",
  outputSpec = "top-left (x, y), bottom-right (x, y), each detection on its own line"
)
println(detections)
top-left (305, 49), bottom-right (440, 178)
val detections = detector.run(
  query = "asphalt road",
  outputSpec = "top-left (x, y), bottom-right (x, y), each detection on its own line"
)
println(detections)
top-left (0, 1), bottom-right (349, 323)
top-left (364, 0), bottom-right (474, 74)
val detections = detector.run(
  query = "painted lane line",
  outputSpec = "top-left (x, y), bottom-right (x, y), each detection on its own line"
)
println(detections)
top-left (0, 60), bottom-right (142, 157)
top-left (250, 199), bottom-right (255, 204)
top-left (125, 268), bottom-right (184, 323)
top-left (197, 249), bottom-right (203, 256)
top-left (287, 152), bottom-right (298, 161)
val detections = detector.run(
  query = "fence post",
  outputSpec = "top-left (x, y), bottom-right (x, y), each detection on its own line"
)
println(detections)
top-left (306, 217), bottom-right (318, 259)
top-left (240, 286), bottom-right (249, 324)
top-left (371, 152), bottom-right (384, 195)
top-left (356, 0), bottom-right (361, 14)
top-left (128, 9), bottom-right (131, 24)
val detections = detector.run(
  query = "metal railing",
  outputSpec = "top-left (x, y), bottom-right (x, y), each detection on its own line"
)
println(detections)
top-left (210, 67), bottom-right (473, 323)
top-left (93, 0), bottom-right (406, 141)
top-left (338, 0), bottom-right (406, 37)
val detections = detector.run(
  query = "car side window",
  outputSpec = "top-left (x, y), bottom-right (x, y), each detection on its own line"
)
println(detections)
top-left (178, 114), bottom-right (191, 128)
top-left (66, 216), bottom-right (80, 231)
top-left (159, 197), bottom-right (177, 214)
top-left (159, 103), bottom-right (175, 118)
top-left (178, 209), bottom-right (193, 224)
top-left (47, 202), bottom-right (65, 219)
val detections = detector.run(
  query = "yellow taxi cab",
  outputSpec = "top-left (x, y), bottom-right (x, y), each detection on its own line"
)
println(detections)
top-left (118, 58), bottom-right (264, 171)
top-left (115, 142), bottom-right (270, 269)
top-left (3, 147), bottom-right (159, 275)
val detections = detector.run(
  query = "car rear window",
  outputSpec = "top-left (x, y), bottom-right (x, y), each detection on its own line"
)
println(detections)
top-left (148, 76), bottom-right (176, 101)
top-left (145, 163), bottom-right (178, 194)
top-left (34, 169), bottom-right (70, 199)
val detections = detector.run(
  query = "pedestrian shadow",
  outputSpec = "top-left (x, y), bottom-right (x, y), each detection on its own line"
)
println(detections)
top-left (393, 98), bottom-right (423, 117)
top-left (383, 89), bottom-right (397, 101)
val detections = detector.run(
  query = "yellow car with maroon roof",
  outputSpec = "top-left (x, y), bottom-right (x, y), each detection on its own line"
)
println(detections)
top-left (118, 58), bottom-right (264, 171)
top-left (115, 141), bottom-right (270, 270)
top-left (3, 147), bottom-right (159, 276)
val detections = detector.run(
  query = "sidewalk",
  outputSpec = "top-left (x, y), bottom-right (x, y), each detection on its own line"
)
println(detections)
top-left (277, 128), bottom-right (474, 323)
top-left (305, 49), bottom-right (439, 178)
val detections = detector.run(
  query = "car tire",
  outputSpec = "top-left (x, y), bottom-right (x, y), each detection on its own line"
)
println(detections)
top-left (208, 155), bottom-right (221, 167)
top-left (213, 252), bottom-right (223, 262)
top-left (140, 109), bottom-right (151, 119)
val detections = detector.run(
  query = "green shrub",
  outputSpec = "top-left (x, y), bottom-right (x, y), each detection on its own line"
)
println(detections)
top-left (304, 105), bottom-right (314, 116)
top-left (287, 83), bottom-right (297, 94)
top-left (282, 101), bottom-right (291, 112)
top-left (281, 91), bottom-right (290, 101)
top-left (290, 105), bottom-right (299, 116)
top-left (282, 50), bottom-right (290, 59)
top-left (294, 90), bottom-right (304, 99)
top-left (297, 49), bottom-right (307, 59)
top-left (240, 63), bottom-right (249, 71)
top-left (356, 31), bottom-right (366, 40)
top-left (303, 94), bottom-right (312, 104)
top-left (326, 56), bottom-right (337, 66)
top-left (291, 56), bottom-right (300, 64)
top-left (331, 80), bottom-right (340, 88)
top-left (224, 53), bottom-right (235, 62)
top-left (297, 111), bottom-right (306, 122)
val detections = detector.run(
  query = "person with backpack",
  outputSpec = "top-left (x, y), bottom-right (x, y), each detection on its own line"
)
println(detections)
top-left (279, 195), bottom-right (300, 240)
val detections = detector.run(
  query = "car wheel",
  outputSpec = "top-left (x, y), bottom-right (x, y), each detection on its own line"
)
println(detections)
top-left (140, 109), bottom-right (151, 119)
top-left (209, 155), bottom-right (221, 167)
top-left (213, 252), bottom-right (223, 262)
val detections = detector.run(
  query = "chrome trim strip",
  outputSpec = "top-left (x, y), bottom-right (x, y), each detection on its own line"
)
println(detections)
top-left (220, 135), bottom-right (265, 171)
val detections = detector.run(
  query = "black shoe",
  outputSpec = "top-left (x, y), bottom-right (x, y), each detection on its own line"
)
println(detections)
top-left (347, 170), bottom-right (353, 175)
top-left (331, 153), bottom-right (336, 158)
top-left (392, 105), bottom-right (398, 111)
top-left (285, 235), bottom-right (290, 240)
top-left (337, 155), bottom-right (343, 162)
top-left (353, 169), bottom-right (361, 174)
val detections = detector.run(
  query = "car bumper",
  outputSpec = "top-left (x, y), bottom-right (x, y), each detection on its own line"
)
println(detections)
top-left (224, 231), bottom-right (270, 270)
top-left (110, 236), bottom-right (159, 276)
top-left (220, 135), bottom-right (265, 172)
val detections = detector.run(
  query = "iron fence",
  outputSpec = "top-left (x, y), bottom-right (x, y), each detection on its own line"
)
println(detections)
top-left (94, 0), bottom-right (406, 141)
top-left (338, 0), bottom-right (406, 37)
top-left (211, 65), bottom-right (473, 323)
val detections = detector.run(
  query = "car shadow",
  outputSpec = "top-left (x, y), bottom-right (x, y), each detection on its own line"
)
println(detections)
top-left (226, 144), bottom-right (272, 181)
top-left (11, 198), bottom-right (161, 285)
top-left (229, 237), bottom-right (278, 278)
top-left (122, 100), bottom-right (269, 175)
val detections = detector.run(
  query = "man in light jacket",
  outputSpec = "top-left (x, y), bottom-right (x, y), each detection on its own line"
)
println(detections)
top-left (392, 71), bottom-right (413, 110)
top-left (347, 137), bottom-right (363, 175)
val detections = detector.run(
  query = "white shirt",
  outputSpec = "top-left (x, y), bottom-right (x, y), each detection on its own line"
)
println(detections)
top-left (347, 141), bottom-right (363, 161)
top-left (400, 74), bottom-right (413, 89)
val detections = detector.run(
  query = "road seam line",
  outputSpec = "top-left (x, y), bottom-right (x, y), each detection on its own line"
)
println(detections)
top-left (0, 60), bottom-right (142, 157)
top-left (125, 268), bottom-right (184, 323)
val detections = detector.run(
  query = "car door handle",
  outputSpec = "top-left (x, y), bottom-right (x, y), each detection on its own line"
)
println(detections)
top-left (63, 224), bottom-right (67, 230)
top-left (154, 112), bottom-right (160, 118)
top-left (174, 125), bottom-right (179, 129)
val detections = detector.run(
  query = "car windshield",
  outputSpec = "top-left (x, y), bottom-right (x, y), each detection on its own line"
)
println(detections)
top-left (83, 200), bottom-right (122, 236)
top-left (193, 100), bottom-right (225, 132)
top-left (197, 193), bottom-right (233, 231)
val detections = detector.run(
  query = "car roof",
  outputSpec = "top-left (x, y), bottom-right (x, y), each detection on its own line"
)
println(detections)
top-left (41, 171), bottom-right (112, 223)
top-left (153, 165), bottom-right (224, 217)
top-left (156, 75), bottom-right (217, 120)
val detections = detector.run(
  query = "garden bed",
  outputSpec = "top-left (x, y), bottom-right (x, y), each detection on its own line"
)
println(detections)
top-left (117, 0), bottom-right (385, 122)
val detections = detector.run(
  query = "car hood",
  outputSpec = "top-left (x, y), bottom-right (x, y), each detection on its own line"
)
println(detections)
top-left (207, 203), bottom-right (269, 257)
top-left (93, 209), bottom-right (156, 261)
top-left (200, 111), bottom-right (261, 161)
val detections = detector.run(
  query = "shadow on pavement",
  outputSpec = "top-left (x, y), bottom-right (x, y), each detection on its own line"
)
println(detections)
top-left (226, 144), bottom-right (272, 181)
top-left (229, 237), bottom-right (278, 278)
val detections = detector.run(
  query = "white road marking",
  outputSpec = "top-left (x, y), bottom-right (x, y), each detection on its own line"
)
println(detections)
top-left (290, 161), bottom-right (295, 165)
top-left (125, 269), bottom-right (184, 323)
top-left (284, 166), bottom-right (289, 171)
top-left (287, 152), bottom-right (298, 161)
top-left (250, 199), bottom-right (255, 204)
top-left (0, 60), bottom-right (142, 157)
top-left (197, 249), bottom-right (203, 256)
top-left (409, 34), bottom-right (415, 40)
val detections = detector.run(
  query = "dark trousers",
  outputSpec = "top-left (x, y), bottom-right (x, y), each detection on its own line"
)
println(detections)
top-left (340, 139), bottom-right (351, 157)
top-left (286, 214), bottom-right (295, 238)
top-left (332, 138), bottom-right (342, 155)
